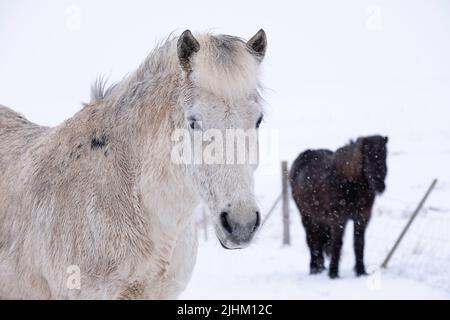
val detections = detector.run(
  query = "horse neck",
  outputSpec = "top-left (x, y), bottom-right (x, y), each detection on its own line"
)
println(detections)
top-left (109, 70), bottom-right (198, 216)
top-left (333, 142), bottom-right (363, 181)
top-left (70, 57), bottom-right (198, 223)
top-left (101, 40), bottom-right (181, 162)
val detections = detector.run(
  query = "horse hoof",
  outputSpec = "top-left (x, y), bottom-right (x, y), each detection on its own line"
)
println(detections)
top-left (355, 266), bottom-right (368, 276)
top-left (310, 267), bottom-right (325, 275)
top-left (329, 272), bottom-right (339, 279)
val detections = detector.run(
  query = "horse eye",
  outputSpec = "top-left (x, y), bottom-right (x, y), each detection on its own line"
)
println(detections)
top-left (256, 115), bottom-right (263, 129)
top-left (190, 121), bottom-right (196, 130)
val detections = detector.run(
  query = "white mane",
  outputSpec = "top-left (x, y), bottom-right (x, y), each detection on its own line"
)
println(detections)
top-left (90, 33), bottom-right (261, 103)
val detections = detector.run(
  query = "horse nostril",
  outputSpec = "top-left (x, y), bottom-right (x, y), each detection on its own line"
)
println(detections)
top-left (253, 211), bottom-right (261, 233)
top-left (220, 211), bottom-right (233, 234)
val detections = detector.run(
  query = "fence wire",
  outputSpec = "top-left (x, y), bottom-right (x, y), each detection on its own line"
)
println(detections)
top-left (196, 181), bottom-right (450, 294)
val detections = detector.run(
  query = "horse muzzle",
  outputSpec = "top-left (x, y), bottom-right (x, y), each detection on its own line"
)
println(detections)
top-left (216, 210), bottom-right (260, 249)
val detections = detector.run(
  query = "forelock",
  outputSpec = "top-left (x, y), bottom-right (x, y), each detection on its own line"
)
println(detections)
top-left (190, 34), bottom-right (261, 101)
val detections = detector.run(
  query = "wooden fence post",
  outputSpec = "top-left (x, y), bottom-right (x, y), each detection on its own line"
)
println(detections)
top-left (381, 179), bottom-right (438, 268)
top-left (281, 161), bottom-right (291, 246)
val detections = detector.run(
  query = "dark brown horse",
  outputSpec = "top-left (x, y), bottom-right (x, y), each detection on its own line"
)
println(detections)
top-left (290, 135), bottom-right (388, 279)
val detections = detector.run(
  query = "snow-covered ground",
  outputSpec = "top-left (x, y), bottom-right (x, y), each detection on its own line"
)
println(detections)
top-left (182, 135), bottom-right (450, 300)
top-left (182, 152), bottom-right (450, 300)
top-left (182, 235), bottom-right (450, 300)
top-left (1, 0), bottom-right (449, 299)
top-left (183, 185), bottom-right (450, 299)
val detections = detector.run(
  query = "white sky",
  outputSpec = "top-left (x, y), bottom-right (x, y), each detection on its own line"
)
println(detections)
top-left (0, 0), bottom-right (449, 157)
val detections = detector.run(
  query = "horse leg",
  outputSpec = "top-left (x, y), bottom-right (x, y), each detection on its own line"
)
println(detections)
top-left (354, 217), bottom-right (369, 276)
top-left (315, 225), bottom-right (327, 272)
top-left (328, 221), bottom-right (346, 279)
top-left (305, 220), bottom-right (325, 274)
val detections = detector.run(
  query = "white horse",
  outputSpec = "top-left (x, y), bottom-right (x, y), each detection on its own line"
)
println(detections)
top-left (0, 29), bottom-right (267, 299)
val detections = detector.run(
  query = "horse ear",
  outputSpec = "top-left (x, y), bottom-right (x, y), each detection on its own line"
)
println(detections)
top-left (177, 30), bottom-right (200, 71)
top-left (384, 136), bottom-right (389, 144)
top-left (247, 29), bottom-right (267, 60)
